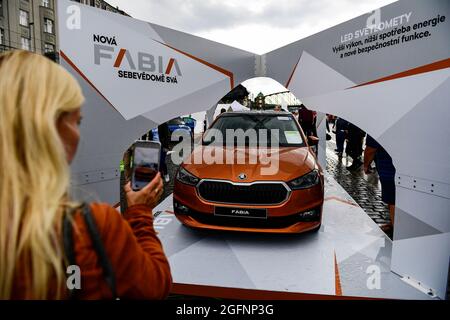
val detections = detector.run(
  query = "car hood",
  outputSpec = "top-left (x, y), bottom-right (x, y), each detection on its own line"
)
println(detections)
top-left (182, 146), bottom-right (317, 182)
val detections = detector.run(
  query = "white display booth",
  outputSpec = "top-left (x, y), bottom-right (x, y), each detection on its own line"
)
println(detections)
top-left (59, 0), bottom-right (450, 299)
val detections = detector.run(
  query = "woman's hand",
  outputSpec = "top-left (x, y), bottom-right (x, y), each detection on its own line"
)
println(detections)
top-left (124, 173), bottom-right (164, 209)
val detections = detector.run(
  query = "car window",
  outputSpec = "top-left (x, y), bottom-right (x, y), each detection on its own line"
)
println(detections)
top-left (204, 114), bottom-right (305, 147)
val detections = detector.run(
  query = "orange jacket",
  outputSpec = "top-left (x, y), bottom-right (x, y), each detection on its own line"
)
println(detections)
top-left (72, 203), bottom-right (172, 299)
top-left (12, 203), bottom-right (172, 300)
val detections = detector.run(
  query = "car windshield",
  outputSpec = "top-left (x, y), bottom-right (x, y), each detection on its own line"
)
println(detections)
top-left (203, 114), bottom-right (306, 147)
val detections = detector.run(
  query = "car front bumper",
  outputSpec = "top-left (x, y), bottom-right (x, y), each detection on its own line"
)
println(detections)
top-left (173, 179), bottom-right (324, 234)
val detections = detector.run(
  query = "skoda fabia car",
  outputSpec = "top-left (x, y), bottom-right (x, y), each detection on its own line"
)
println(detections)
top-left (173, 111), bottom-right (324, 234)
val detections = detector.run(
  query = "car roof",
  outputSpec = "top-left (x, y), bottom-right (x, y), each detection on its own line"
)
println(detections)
top-left (220, 110), bottom-right (292, 116)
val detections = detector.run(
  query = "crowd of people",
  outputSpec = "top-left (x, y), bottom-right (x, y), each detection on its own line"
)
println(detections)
top-left (284, 105), bottom-right (396, 236)
top-left (328, 113), bottom-right (396, 235)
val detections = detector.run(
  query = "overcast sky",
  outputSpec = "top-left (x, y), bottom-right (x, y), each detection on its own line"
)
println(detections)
top-left (106, 0), bottom-right (397, 54)
top-left (104, 0), bottom-right (397, 95)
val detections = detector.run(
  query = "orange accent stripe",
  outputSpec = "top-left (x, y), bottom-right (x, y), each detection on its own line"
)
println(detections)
top-left (165, 58), bottom-right (175, 75)
top-left (171, 283), bottom-right (379, 300)
top-left (352, 57), bottom-right (450, 88)
top-left (164, 210), bottom-right (175, 215)
top-left (285, 55), bottom-right (301, 88)
top-left (113, 48), bottom-right (127, 68)
top-left (155, 40), bottom-right (235, 90)
top-left (334, 252), bottom-right (343, 296)
top-left (325, 196), bottom-right (358, 207)
top-left (60, 50), bottom-right (119, 113)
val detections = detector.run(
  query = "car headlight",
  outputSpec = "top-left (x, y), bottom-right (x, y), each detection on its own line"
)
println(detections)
top-left (176, 167), bottom-right (200, 186)
top-left (288, 170), bottom-right (320, 190)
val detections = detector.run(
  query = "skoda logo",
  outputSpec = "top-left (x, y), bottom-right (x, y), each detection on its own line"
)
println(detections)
top-left (238, 173), bottom-right (247, 180)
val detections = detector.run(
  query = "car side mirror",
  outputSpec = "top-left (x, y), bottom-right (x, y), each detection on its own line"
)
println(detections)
top-left (308, 136), bottom-right (319, 146)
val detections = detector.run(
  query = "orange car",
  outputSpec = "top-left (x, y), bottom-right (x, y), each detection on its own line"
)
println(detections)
top-left (173, 111), bottom-right (324, 234)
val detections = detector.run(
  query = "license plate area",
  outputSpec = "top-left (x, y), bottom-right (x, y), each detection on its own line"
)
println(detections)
top-left (214, 207), bottom-right (267, 219)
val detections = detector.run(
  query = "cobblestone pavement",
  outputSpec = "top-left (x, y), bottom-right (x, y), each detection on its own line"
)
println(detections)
top-left (325, 137), bottom-right (392, 228)
top-left (161, 133), bottom-right (391, 230)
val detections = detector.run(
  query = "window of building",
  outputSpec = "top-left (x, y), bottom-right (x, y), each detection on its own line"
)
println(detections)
top-left (21, 37), bottom-right (30, 51)
top-left (44, 18), bottom-right (53, 34)
top-left (44, 43), bottom-right (54, 53)
top-left (41, 0), bottom-right (50, 8)
top-left (0, 0), bottom-right (3, 17)
top-left (0, 28), bottom-right (4, 45)
top-left (19, 10), bottom-right (29, 26)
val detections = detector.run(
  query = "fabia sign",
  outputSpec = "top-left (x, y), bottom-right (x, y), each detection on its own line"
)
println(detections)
top-left (93, 34), bottom-right (182, 84)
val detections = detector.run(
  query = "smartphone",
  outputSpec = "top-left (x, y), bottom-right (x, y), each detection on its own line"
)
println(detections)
top-left (131, 141), bottom-right (161, 191)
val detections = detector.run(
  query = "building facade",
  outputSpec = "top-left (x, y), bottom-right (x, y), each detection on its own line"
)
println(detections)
top-left (0, 0), bottom-right (127, 59)
top-left (254, 92), bottom-right (265, 110)
top-left (0, 0), bottom-right (58, 56)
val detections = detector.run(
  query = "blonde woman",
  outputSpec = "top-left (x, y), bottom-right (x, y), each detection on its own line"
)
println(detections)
top-left (0, 51), bottom-right (172, 300)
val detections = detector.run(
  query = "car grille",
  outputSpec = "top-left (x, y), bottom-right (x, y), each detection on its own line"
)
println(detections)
top-left (197, 180), bottom-right (289, 205)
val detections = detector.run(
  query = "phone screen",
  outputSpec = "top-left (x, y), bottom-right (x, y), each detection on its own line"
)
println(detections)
top-left (132, 143), bottom-right (161, 191)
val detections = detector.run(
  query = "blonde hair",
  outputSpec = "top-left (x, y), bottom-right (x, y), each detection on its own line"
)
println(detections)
top-left (0, 51), bottom-right (84, 299)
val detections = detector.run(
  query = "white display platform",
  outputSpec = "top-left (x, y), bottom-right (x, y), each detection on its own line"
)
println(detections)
top-left (153, 174), bottom-right (433, 300)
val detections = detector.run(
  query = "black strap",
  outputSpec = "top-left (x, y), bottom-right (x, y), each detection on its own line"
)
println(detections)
top-left (63, 210), bottom-right (76, 267)
top-left (63, 203), bottom-right (118, 299)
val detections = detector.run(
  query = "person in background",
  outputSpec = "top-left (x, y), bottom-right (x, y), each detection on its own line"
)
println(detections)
top-left (0, 51), bottom-right (172, 300)
top-left (334, 117), bottom-right (349, 156)
top-left (141, 133), bottom-right (149, 141)
top-left (274, 105), bottom-right (282, 112)
top-left (346, 122), bottom-right (365, 170)
top-left (298, 105), bottom-right (317, 137)
top-left (220, 108), bottom-right (227, 114)
top-left (327, 114), bottom-right (337, 127)
top-left (364, 135), bottom-right (396, 236)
